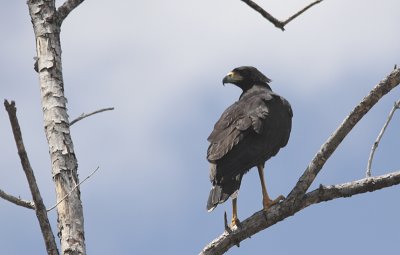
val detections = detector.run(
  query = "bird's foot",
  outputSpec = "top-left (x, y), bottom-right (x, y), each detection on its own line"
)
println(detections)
top-left (223, 214), bottom-right (242, 247)
top-left (230, 217), bottom-right (241, 229)
top-left (224, 212), bottom-right (241, 232)
top-left (263, 195), bottom-right (285, 211)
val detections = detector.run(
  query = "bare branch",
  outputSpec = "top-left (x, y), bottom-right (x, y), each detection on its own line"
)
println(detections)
top-left (303, 171), bottom-right (400, 208)
top-left (0, 188), bottom-right (35, 210)
top-left (200, 170), bottom-right (400, 255)
top-left (287, 67), bottom-right (400, 203)
top-left (241, 0), bottom-right (283, 30)
top-left (366, 100), bottom-right (400, 177)
top-left (282, 0), bottom-right (323, 27)
top-left (70, 107), bottom-right (114, 126)
top-left (57, 0), bottom-right (85, 24)
top-left (241, 0), bottom-right (323, 31)
top-left (4, 100), bottom-right (59, 255)
top-left (201, 67), bottom-right (400, 255)
top-left (47, 166), bottom-right (100, 212)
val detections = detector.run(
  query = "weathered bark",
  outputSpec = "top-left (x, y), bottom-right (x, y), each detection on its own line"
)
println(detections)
top-left (27, 1), bottom-right (86, 254)
top-left (4, 100), bottom-right (59, 255)
top-left (200, 170), bottom-right (400, 255)
top-left (0, 188), bottom-right (35, 210)
top-left (57, 0), bottom-right (85, 25)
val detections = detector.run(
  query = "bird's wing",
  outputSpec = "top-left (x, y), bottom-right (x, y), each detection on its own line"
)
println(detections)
top-left (207, 93), bottom-right (273, 161)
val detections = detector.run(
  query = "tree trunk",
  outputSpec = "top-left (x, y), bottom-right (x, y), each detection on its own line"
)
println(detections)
top-left (27, 1), bottom-right (86, 254)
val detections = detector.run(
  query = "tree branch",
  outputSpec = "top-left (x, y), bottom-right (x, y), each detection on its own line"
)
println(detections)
top-left (287, 67), bottom-right (400, 203)
top-left (47, 166), bottom-right (100, 212)
top-left (28, 0), bottom-right (87, 252)
top-left (241, 0), bottom-right (323, 31)
top-left (70, 107), bottom-right (114, 126)
top-left (366, 100), bottom-right (400, 177)
top-left (57, 0), bottom-right (85, 25)
top-left (4, 100), bottom-right (59, 255)
top-left (201, 67), bottom-right (400, 254)
top-left (200, 170), bottom-right (400, 255)
top-left (0, 188), bottom-right (35, 210)
top-left (241, 0), bottom-right (282, 30)
top-left (282, 0), bottom-right (323, 27)
top-left (302, 171), bottom-right (400, 208)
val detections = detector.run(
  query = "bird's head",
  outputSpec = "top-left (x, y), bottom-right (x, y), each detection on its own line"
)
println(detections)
top-left (222, 66), bottom-right (271, 91)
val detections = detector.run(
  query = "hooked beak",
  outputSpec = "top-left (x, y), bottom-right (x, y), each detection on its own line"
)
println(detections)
top-left (222, 71), bottom-right (242, 85)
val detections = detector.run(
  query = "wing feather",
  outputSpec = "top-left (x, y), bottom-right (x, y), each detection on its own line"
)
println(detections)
top-left (207, 95), bottom-right (271, 162)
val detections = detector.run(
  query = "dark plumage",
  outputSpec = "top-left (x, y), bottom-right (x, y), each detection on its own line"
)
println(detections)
top-left (206, 66), bottom-right (292, 223)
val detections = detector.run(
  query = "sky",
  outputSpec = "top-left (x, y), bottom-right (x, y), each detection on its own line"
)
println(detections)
top-left (0, 0), bottom-right (400, 254)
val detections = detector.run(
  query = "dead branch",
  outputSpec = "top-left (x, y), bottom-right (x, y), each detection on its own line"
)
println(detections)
top-left (287, 67), bottom-right (400, 202)
top-left (0, 188), bottom-right (35, 210)
top-left (4, 100), bottom-right (59, 255)
top-left (366, 100), bottom-right (400, 177)
top-left (200, 67), bottom-right (400, 255)
top-left (47, 166), bottom-right (100, 212)
top-left (200, 170), bottom-right (400, 255)
top-left (57, 0), bottom-right (85, 24)
top-left (70, 107), bottom-right (115, 126)
top-left (241, 0), bottom-right (323, 31)
top-left (302, 171), bottom-right (400, 208)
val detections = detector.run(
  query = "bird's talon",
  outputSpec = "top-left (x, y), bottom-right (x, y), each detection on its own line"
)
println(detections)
top-left (276, 195), bottom-right (285, 202)
top-left (263, 195), bottom-right (285, 210)
top-left (230, 218), bottom-right (241, 229)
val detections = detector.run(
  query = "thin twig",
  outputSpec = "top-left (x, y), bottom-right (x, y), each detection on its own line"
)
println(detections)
top-left (4, 100), bottom-right (59, 255)
top-left (0, 188), bottom-right (35, 210)
top-left (224, 211), bottom-right (229, 232)
top-left (70, 107), bottom-right (114, 126)
top-left (47, 166), bottom-right (100, 212)
top-left (241, 0), bottom-right (323, 31)
top-left (282, 0), bottom-right (323, 27)
top-left (56, 0), bottom-right (85, 25)
top-left (366, 100), bottom-right (400, 177)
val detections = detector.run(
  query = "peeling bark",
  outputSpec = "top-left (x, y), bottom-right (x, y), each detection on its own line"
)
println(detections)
top-left (27, 1), bottom-right (86, 254)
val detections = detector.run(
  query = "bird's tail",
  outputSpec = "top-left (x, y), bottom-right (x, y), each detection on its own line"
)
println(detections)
top-left (207, 164), bottom-right (243, 212)
top-left (207, 185), bottom-right (229, 212)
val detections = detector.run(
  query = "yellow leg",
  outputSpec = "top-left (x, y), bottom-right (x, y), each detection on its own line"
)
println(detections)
top-left (231, 197), bottom-right (240, 227)
top-left (257, 164), bottom-right (284, 210)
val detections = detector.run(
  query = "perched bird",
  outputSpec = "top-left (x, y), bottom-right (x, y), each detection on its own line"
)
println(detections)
top-left (206, 66), bottom-right (293, 227)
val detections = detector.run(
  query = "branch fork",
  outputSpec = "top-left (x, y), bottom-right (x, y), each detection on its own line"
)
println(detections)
top-left (241, 0), bottom-right (323, 31)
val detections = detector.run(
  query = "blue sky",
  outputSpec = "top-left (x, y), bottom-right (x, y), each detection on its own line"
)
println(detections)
top-left (1, 0), bottom-right (400, 254)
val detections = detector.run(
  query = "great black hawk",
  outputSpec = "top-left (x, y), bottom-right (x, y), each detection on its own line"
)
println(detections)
top-left (206, 66), bottom-right (293, 226)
